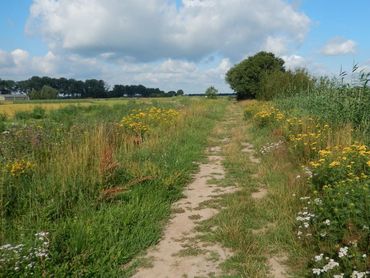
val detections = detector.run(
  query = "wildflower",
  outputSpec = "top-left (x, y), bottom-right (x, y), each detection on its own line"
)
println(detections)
top-left (329, 161), bottom-right (341, 168)
top-left (333, 274), bottom-right (344, 278)
top-left (324, 219), bottom-right (331, 226)
top-left (338, 246), bottom-right (348, 258)
top-left (367, 161), bottom-right (370, 167)
top-left (310, 161), bottom-right (321, 168)
top-left (322, 259), bottom-right (339, 272)
top-left (314, 254), bottom-right (323, 262)
top-left (351, 271), bottom-right (368, 278)
top-left (312, 268), bottom-right (321, 275)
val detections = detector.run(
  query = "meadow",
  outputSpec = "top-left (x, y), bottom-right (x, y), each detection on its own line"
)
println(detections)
top-left (0, 97), bottom-right (227, 276)
top-left (242, 78), bottom-right (369, 277)
top-left (0, 98), bottom-right (155, 118)
top-left (0, 81), bottom-right (369, 277)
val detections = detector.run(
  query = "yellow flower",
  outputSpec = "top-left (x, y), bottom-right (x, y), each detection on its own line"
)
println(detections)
top-left (319, 150), bottom-right (331, 157)
top-left (329, 161), bottom-right (341, 168)
top-left (310, 161), bottom-right (321, 168)
top-left (367, 161), bottom-right (370, 167)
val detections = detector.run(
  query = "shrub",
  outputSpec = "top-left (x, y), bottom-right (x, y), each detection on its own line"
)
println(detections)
top-left (205, 86), bottom-right (218, 99)
top-left (258, 68), bottom-right (314, 100)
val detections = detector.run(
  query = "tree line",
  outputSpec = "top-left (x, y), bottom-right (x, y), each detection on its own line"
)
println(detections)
top-left (0, 76), bottom-right (184, 99)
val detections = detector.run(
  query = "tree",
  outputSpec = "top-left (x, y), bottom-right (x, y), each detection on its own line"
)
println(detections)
top-left (205, 86), bottom-right (218, 99)
top-left (225, 51), bottom-right (285, 100)
top-left (84, 79), bottom-right (107, 98)
top-left (176, 89), bottom-right (184, 96)
top-left (29, 85), bottom-right (58, 100)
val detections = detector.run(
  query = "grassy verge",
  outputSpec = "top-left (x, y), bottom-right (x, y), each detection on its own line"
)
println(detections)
top-left (241, 100), bottom-right (369, 277)
top-left (195, 102), bottom-right (309, 277)
top-left (0, 98), bottom-right (228, 277)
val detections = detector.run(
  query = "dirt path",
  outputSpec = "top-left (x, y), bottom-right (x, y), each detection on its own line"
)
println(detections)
top-left (132, 124), bottom-right (238, 277)
top-left (132, 104), bottom-right (290, 277)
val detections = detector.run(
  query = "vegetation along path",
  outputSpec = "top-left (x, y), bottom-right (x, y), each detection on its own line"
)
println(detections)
top-left (132, 105), bottom-right (239, 278)
top-left (132, 102), bottom-right (292, 277)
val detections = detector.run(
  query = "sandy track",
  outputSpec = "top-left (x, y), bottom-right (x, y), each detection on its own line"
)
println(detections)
top-left (132, 144), bottom-right (237, 278)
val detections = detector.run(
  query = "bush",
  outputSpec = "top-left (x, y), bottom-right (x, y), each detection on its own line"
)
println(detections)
top-left (15, 107), bottom-right (46, 120)
top-left (258, 69), bottom-right (314, 100)
top-left (225, 51), bottom-right (285, 100)
top-left (205, 86), bottom-right (218, 99)
top-left (30, 107), bottom-right (46, 119)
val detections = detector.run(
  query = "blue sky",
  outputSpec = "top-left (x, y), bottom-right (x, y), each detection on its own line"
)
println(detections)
top-left (0, 0), bottom-right (369, 93)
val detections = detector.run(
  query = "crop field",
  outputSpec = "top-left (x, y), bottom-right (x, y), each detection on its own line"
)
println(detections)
top-left (0, 98), bottom-right (143, 117)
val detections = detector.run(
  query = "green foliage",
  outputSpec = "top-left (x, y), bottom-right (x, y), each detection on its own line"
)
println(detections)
top-left (246, 97), bottom-right (370, 276)
top-left (225, 51), bottom-right (285, 100)
top-left (258, 68), bottom-right (314, 100)
top-left (275, 82), bottom-right (370, 142)
top-left (176, 89), bottom-right (184, 96)
top-left (29, 85), bottom-right (59, 100)
top-left (0, 113), bottom-right (6, 132)
top-left (205, 86), bottom-right (218, 99)
top-left (14, 106), bottom-right (47, 120)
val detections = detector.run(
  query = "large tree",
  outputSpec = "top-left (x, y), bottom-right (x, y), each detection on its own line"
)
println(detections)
top-left (225, 51), bottom-right (285, 100)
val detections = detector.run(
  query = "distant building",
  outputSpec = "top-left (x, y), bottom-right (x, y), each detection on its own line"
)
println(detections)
top-left (0, 94), bottom-right (30, 101)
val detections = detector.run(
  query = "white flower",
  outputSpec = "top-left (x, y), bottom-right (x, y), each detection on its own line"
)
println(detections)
top-left (303, 222), bottom-right (309, 228)
top-left (314, 254), bottom-right (323, 262)
top-left (314, 198), bottom-right (322, 205)
top-left (0, 244), bottom-right (12, 250)
top-left (312, 268), bottom-right (321, 275)
top-left (297, 231), bottom-right (302, 236)
top-left (320, 232), bottom-right (327, 237)
top-left (322, 259), bottom-right (339, 272)
top-left (324, 219), bottom-right (331, 226)
top-left (351, 271), bottom-right (367, 278)
top-left (362, 254), bottom-right (367, 258)
top-left (338, 246), bottom-right (348, 258)
top-left (333, 274), bottom-right (344, 278)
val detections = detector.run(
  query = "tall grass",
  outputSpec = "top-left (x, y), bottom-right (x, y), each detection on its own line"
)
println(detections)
top-left (274, 71), bottom-right (370, 143)
top-left (0, 98), bottom-right (227, 276)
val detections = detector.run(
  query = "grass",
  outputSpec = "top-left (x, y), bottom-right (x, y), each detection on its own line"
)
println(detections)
top-left (0, 97), bottom-right (228, 277)
top-left (193, 102), bottom-right (309, 277)
top-left (238, 94), bottom-right (369, 276)
top-left (0, 97), bottom-right (190, 118)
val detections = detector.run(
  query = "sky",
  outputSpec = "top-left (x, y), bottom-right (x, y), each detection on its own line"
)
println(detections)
top-left (0, 0), bottom-right (369, 93)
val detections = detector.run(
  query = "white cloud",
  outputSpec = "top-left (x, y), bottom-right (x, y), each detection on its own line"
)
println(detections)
top-left (11, 49), bottom-right (29, 66)
top-left (282, 54), bottom-right (306, 69)
top-left (0, 49), bottom-right (63, 78)
top-left (2, 0), bottom-right (313, 93)
top-left (26, 0), bottom-right (310, 62)
top-left (0, 50), bottom-right (14, 67)
top-left (263, 36), bottom-right (288, 55)
top-left (321, 37), bottom-right (356, 56)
